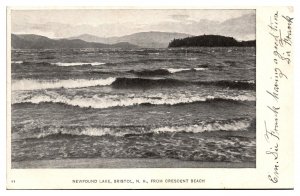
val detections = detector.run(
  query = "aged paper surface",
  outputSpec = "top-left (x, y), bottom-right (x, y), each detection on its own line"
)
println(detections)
top-left (6, 6), bottom-right (293, 189)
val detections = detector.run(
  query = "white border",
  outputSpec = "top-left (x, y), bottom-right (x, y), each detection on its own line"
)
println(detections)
top-left (1, 0), bottom-right (299, 195)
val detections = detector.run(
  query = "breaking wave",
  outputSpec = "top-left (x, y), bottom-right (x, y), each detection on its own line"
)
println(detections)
top-left (129, 68), bottom-right (207, 76)
top-left (12, 77), bottom-right (255, 91)
top-left (13, 118), bottom-right (253, 140)
top-left (111, 77), bottom-right (186, 88)
top-left (196, 80), bottom-right (255, 90)
top-left (12, 77), bottom-right (116, 91)
top-left (111, 77), bottom-right (255, 90)
top-left (13, 92), bottom-right (255, 109)
top-left (153, 118), bottom-right (252, 134)
top-left (11, 61), bottom-right (23, 64)
top-left (165, 68), bottom-right (207, 73)
top-left (128, 69), bottom-right (171, 76)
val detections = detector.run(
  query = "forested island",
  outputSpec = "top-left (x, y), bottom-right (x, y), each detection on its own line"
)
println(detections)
top-left (168, 35), bottom-right (255, 47)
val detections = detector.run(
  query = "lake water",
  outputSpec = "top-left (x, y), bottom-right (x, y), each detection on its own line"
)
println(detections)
top-left (11, 47), bottom-right (256, 167)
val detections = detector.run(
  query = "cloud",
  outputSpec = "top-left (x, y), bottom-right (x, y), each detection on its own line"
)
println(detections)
top-left (218, 13), bottom-right (255, 38)
top-left (11, 12), bottom-right (255, 40)
top-left (12, 22), bottom-right (139, 38)
top-left (148, 13), bottom-right (255, 40)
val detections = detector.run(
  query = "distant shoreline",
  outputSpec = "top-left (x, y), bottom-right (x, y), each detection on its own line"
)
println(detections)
top-left (12, 158), bottom-right (256, 169)
top-left (11, 33), bottom-right (256, 49)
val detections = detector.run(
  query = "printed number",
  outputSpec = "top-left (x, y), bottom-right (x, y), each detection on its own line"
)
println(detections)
top-left (11, 180), bottom-right (15, 183)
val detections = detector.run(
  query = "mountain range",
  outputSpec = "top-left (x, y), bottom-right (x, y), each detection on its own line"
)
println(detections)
top-left (12, 32), bottom-right (192, 49)
top-left (68, 31), bottom-right (193, 48)
top-left (11, 34), bottom-right (138, 49)
top-left (11, 31), bottom-right (255, 49)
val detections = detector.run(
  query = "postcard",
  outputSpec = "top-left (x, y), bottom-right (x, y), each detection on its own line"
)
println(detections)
top-left (6, 6), bottom-right (294, 189)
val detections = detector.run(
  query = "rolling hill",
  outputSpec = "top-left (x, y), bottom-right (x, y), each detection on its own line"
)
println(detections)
top-left (11, 34), bottom-right (138, 49)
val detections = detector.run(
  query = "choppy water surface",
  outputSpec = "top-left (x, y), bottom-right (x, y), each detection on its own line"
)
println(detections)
top-left (11, 47), bottom-right (256, 166)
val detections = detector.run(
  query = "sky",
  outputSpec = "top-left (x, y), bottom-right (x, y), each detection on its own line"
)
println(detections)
top-left (11, 9), bottom-right (255, 40)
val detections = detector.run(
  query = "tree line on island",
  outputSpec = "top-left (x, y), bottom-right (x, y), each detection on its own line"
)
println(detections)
top-left (168, 35), bottom-right (255, 47)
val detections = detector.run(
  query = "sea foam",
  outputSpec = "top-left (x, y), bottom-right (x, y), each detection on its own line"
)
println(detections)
top-left (11, 61), bottom-right (23, 64)
top-left (153, 118), bottom-right (251, 133)
top-left (14, 117), bottom-right (253, 140)
top-left (164, 68), bottom-right (207, 73)
top-left (12, 77), bottom-right (116, 91)
top-left (13, 92), bottom-right (255, 108)
top-left (52, 62), bottom-right (106, 66)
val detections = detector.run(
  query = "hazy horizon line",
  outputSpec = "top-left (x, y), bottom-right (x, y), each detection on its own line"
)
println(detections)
top-left (12, 31), bottom-right (256, 41)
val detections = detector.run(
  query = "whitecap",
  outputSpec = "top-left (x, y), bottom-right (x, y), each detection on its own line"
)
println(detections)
top-left (12, 77), bottom-right (116, 91)
top-left (153, 118), bottom-right (251, 133)
top-left (11, 61), bottom-right (23, 64)
top-left (52, 62), bottom-right (106, 66)
top-left (13, 91), bottom-right (255, 108)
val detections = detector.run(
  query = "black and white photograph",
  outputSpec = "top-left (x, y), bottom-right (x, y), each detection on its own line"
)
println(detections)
top-left (10, 9), bottom-right (257, 169)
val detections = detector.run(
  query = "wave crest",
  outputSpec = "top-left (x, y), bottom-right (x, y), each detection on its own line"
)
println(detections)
top-left (13, 92), bottom-right (255, 109)
top-left (129, 69), bottom-right (171, 76)
top-left (111, 77), bottom-right (186, 88)
top-left (129, 68), bottom-right (208, 76)
top-left (11, 61), bottom-right (23, 64)
top-left (153, 118), bottom-right (252, 133)
top-left (13, 118), bottom-right (253, 140)
top-left (12, 76), bottom-right (255, 91)
top-left (205, 80), bottom-right (255, 90)
top-left (111, 77), bottom-right (255, 90)
top-left (165, 68), bottom-right (207, 73)
top-left (51, 62), bottom-right (106, 66)
top-left (12, 77), bottom-right (116, 91)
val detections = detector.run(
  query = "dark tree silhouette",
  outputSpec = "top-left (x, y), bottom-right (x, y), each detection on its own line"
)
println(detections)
top-left (168, 35), bottom-right (255, 47)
